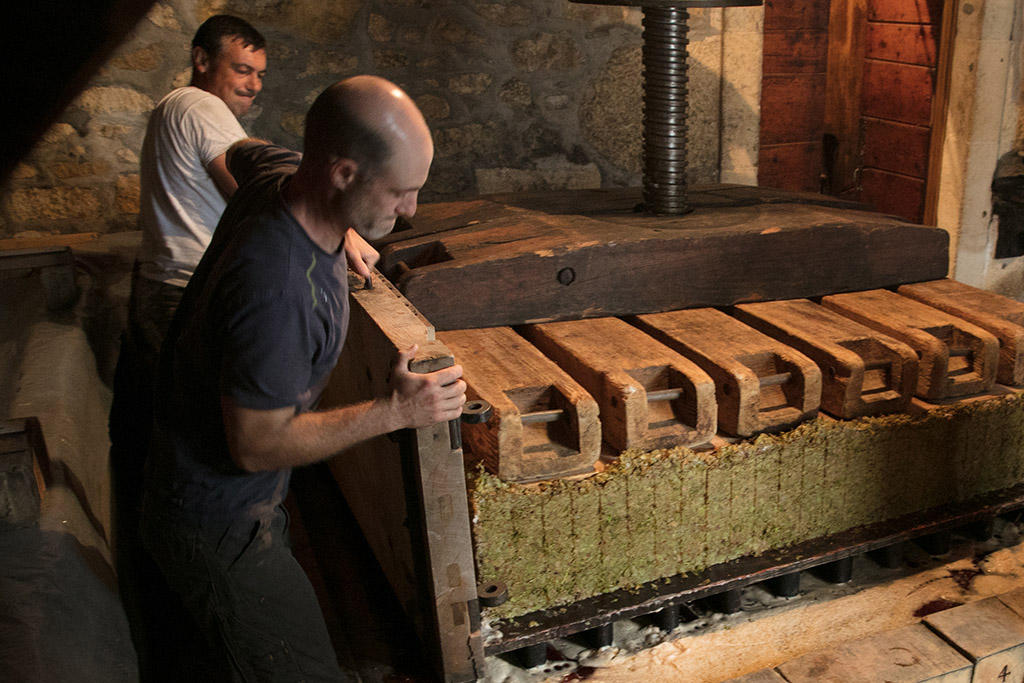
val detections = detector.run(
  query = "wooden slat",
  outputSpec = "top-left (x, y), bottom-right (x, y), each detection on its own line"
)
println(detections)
top-left (632, 308), bottom-right (821, 437)
top-left (860, 168), bottom-right (926, 222)
top-left (823, 0), bottom-right (868, 198)
top-left (777, 623), bottom-right (972, 682)
top-left (438, 326), bottom-right (600, 482)
top-left (863, 118), bottom-right (931, 178)
top-left (0, 232), bottom-right (100, 252)
top-left (923, 0), bottom-right (956, 226)
top-left (868, 0), bottom-right (944, 24)
top-left (319, 271), bottom-right (483, 682)
top-left (382, 192), bottom-right (950, 331)
top-left (862, 60), bottom-right (936, 126)
top-left (924, 597), bottom-right (1024, 681)
top-left (763, 0), bottom-right (831, 30)
top-left (732, 299), bottom-right (917, 418)
top-left (758, 142), bottom-right (823, 193)
top-left (762, 29), bottom-right (829, 74)
top-left (821, 289), bottom-right (999, 400)
top-left (866, 22), bottom-right (939, 66)
top-left (521, 317), bottom-right (716, 451)
top-left (899, 279), bottom-right (1024, 386)
top-left (761, 73), bottom-right (828, 145)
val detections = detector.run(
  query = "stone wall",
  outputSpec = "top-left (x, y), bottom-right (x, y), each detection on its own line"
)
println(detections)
top-left (0, 0), bottom-right (763, 239)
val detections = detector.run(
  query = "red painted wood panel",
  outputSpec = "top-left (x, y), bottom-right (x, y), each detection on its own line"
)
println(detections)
top-left (761, 74), bottom-right (827, 145)
top-left (758, 142), bottom-right (823, 193)
top-left (862, 60), bottom-right (935, 126)
top-left (764, 0), bottom-right (831, 30)
top-left (868, 0), bottom-right (943, 24)
top-left (862, 118), bottom-right (931, 177)
top-left (763, 30), bottom-right (829, 74)
top-left (860, 168), bottom-right (926, 222)
top-left (866, 22), bottom-right (939, 66)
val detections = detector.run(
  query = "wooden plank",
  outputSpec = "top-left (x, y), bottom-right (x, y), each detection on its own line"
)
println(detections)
top-left (862, 60), bottom-right (936, 126)
top-left (0, 231), bottom-right (100, 252)
top-left (382, 194), bottom-right (950, 331)
top-left (319, 271), bottom-right (483, 682)
top-left (758, 142), bottom-right (823, 193)
top-left (824, 0), bottom-right (868, 198)
top-left (868, 0), bottom-right (944, 24)
top-left (763, 0), bottom-right (831, 30)
top-left (777, 623), bottom-right (972, 682)
top-left (732, 299), bottom-right (917, 418)
top-left (632, 308), bottom-right (821, 437)
top-left (821, 289), bottom-right (999, 400)
top-left (760, 73), bottom-right (827, 145)
top-left (520, 317), bottom-right (716, 451)
top-left (762, 29), bottom-right (829, 74)
top-left (999, 588), bottom-right (1024, 621)
top-left (923, 0), bottom-right (956, 226)
top-left (863, 118), bottom-right (931, 178)
top-left (438, 326), bottom-right (600, 482)
top-left (924, 597), bottom-right (1024, 682)
top-left (724, 670), bottom-right (788, 683)
top-left (899, 279), bottom-right (1024, 386)
top-left (860, 168), bottom-right (926, 223)
top-left (866, 22), bottom-right (939, 66)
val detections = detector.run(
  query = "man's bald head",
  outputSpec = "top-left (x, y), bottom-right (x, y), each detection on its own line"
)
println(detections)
top-left (303, 76), bottom-right (432, 173)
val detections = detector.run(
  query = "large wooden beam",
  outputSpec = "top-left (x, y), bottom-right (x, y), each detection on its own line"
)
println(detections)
top-left (318, 271), bottom-right (484, 682)
top-left (381, 186), bottom-right (949, 331)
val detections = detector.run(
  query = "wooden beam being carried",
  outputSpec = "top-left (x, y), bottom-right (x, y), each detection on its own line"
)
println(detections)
top-left (521, 317), bottom-right (716, 451)
top-left (632, 308), bottom-right (821, 437)
top-left (822, 289), bottom-right (999, 400)
top-left (732, 299), bottom-right (917, 419)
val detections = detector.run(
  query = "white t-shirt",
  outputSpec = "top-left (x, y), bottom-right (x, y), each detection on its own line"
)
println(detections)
top-left (138, 86), bottom-right (247, 287)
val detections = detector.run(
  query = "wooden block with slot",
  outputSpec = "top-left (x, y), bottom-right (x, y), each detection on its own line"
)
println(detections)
top-left (632, 308), bottom-right (821, 437)
top-left (777, 623), bottom-right (972, 682)
top-left (733, 299), bottom-right (917, 418)
top-left (439, 326), bottom-right (600, 482)
top-left (520, 317), bottom-right (716, 451)
top-left (822, 289), bottom-right (999, 400)
top-left (924, 597), bottom-right (1024, 683)
top-left (899, 279), bottom-right (1024, 386)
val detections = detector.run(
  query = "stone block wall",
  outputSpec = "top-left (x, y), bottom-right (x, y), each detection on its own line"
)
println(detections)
top-left (0, 0), bottom-right (763, 239)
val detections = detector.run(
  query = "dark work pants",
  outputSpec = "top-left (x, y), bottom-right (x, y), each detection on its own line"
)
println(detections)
top-left (140, 503), bottom-right (351, 682)
top-left (109, 269), bottom-right (188, 681)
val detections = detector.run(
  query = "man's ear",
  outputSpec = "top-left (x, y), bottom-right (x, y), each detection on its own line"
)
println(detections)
top-left (192, 46), bottom-right (210, 74)
top-left (329, 158), bottom-right (360, 191)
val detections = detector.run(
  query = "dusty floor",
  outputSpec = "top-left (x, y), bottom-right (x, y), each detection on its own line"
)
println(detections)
top-left (7, 237), bottom-right (1024, 682)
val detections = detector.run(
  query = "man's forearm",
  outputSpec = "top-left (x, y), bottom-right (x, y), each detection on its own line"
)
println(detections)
top-left (224, 396), bottom-right (406, 473)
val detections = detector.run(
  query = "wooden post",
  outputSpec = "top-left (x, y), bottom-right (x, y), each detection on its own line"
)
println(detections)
top-left (319, 271), bottom-right (484, 682)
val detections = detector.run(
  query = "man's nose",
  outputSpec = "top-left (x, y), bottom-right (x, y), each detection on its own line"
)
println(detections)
top-left (248, 73), bottom-right (263, 95)
top-left (398, 193), bottom-right (418, 218)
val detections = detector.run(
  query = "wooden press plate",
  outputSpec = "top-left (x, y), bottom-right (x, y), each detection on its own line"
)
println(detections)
top-left (822, 289), bottom-right (999, 400)
top-left (439, 326), bottom-right (600, 483)
top-left (899, 278), bottom-right (1024, 386)
top-left (521, 316), bottom-right (716, 451)
top-left (632, 308), bottom-right (821, 437)
top-left (733, 299), bottom-right (917, 419)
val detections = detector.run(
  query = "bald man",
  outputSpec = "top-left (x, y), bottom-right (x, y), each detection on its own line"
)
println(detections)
top-left (140, 76), bottom-right (464, 680)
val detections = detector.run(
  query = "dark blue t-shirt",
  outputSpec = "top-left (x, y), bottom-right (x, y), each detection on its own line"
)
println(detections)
top-left (146, 142), bottom-right (350, 520)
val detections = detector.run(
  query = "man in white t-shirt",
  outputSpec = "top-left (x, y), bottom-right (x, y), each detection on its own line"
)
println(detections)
top-left (112, 15), bottom-right (269, 679)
